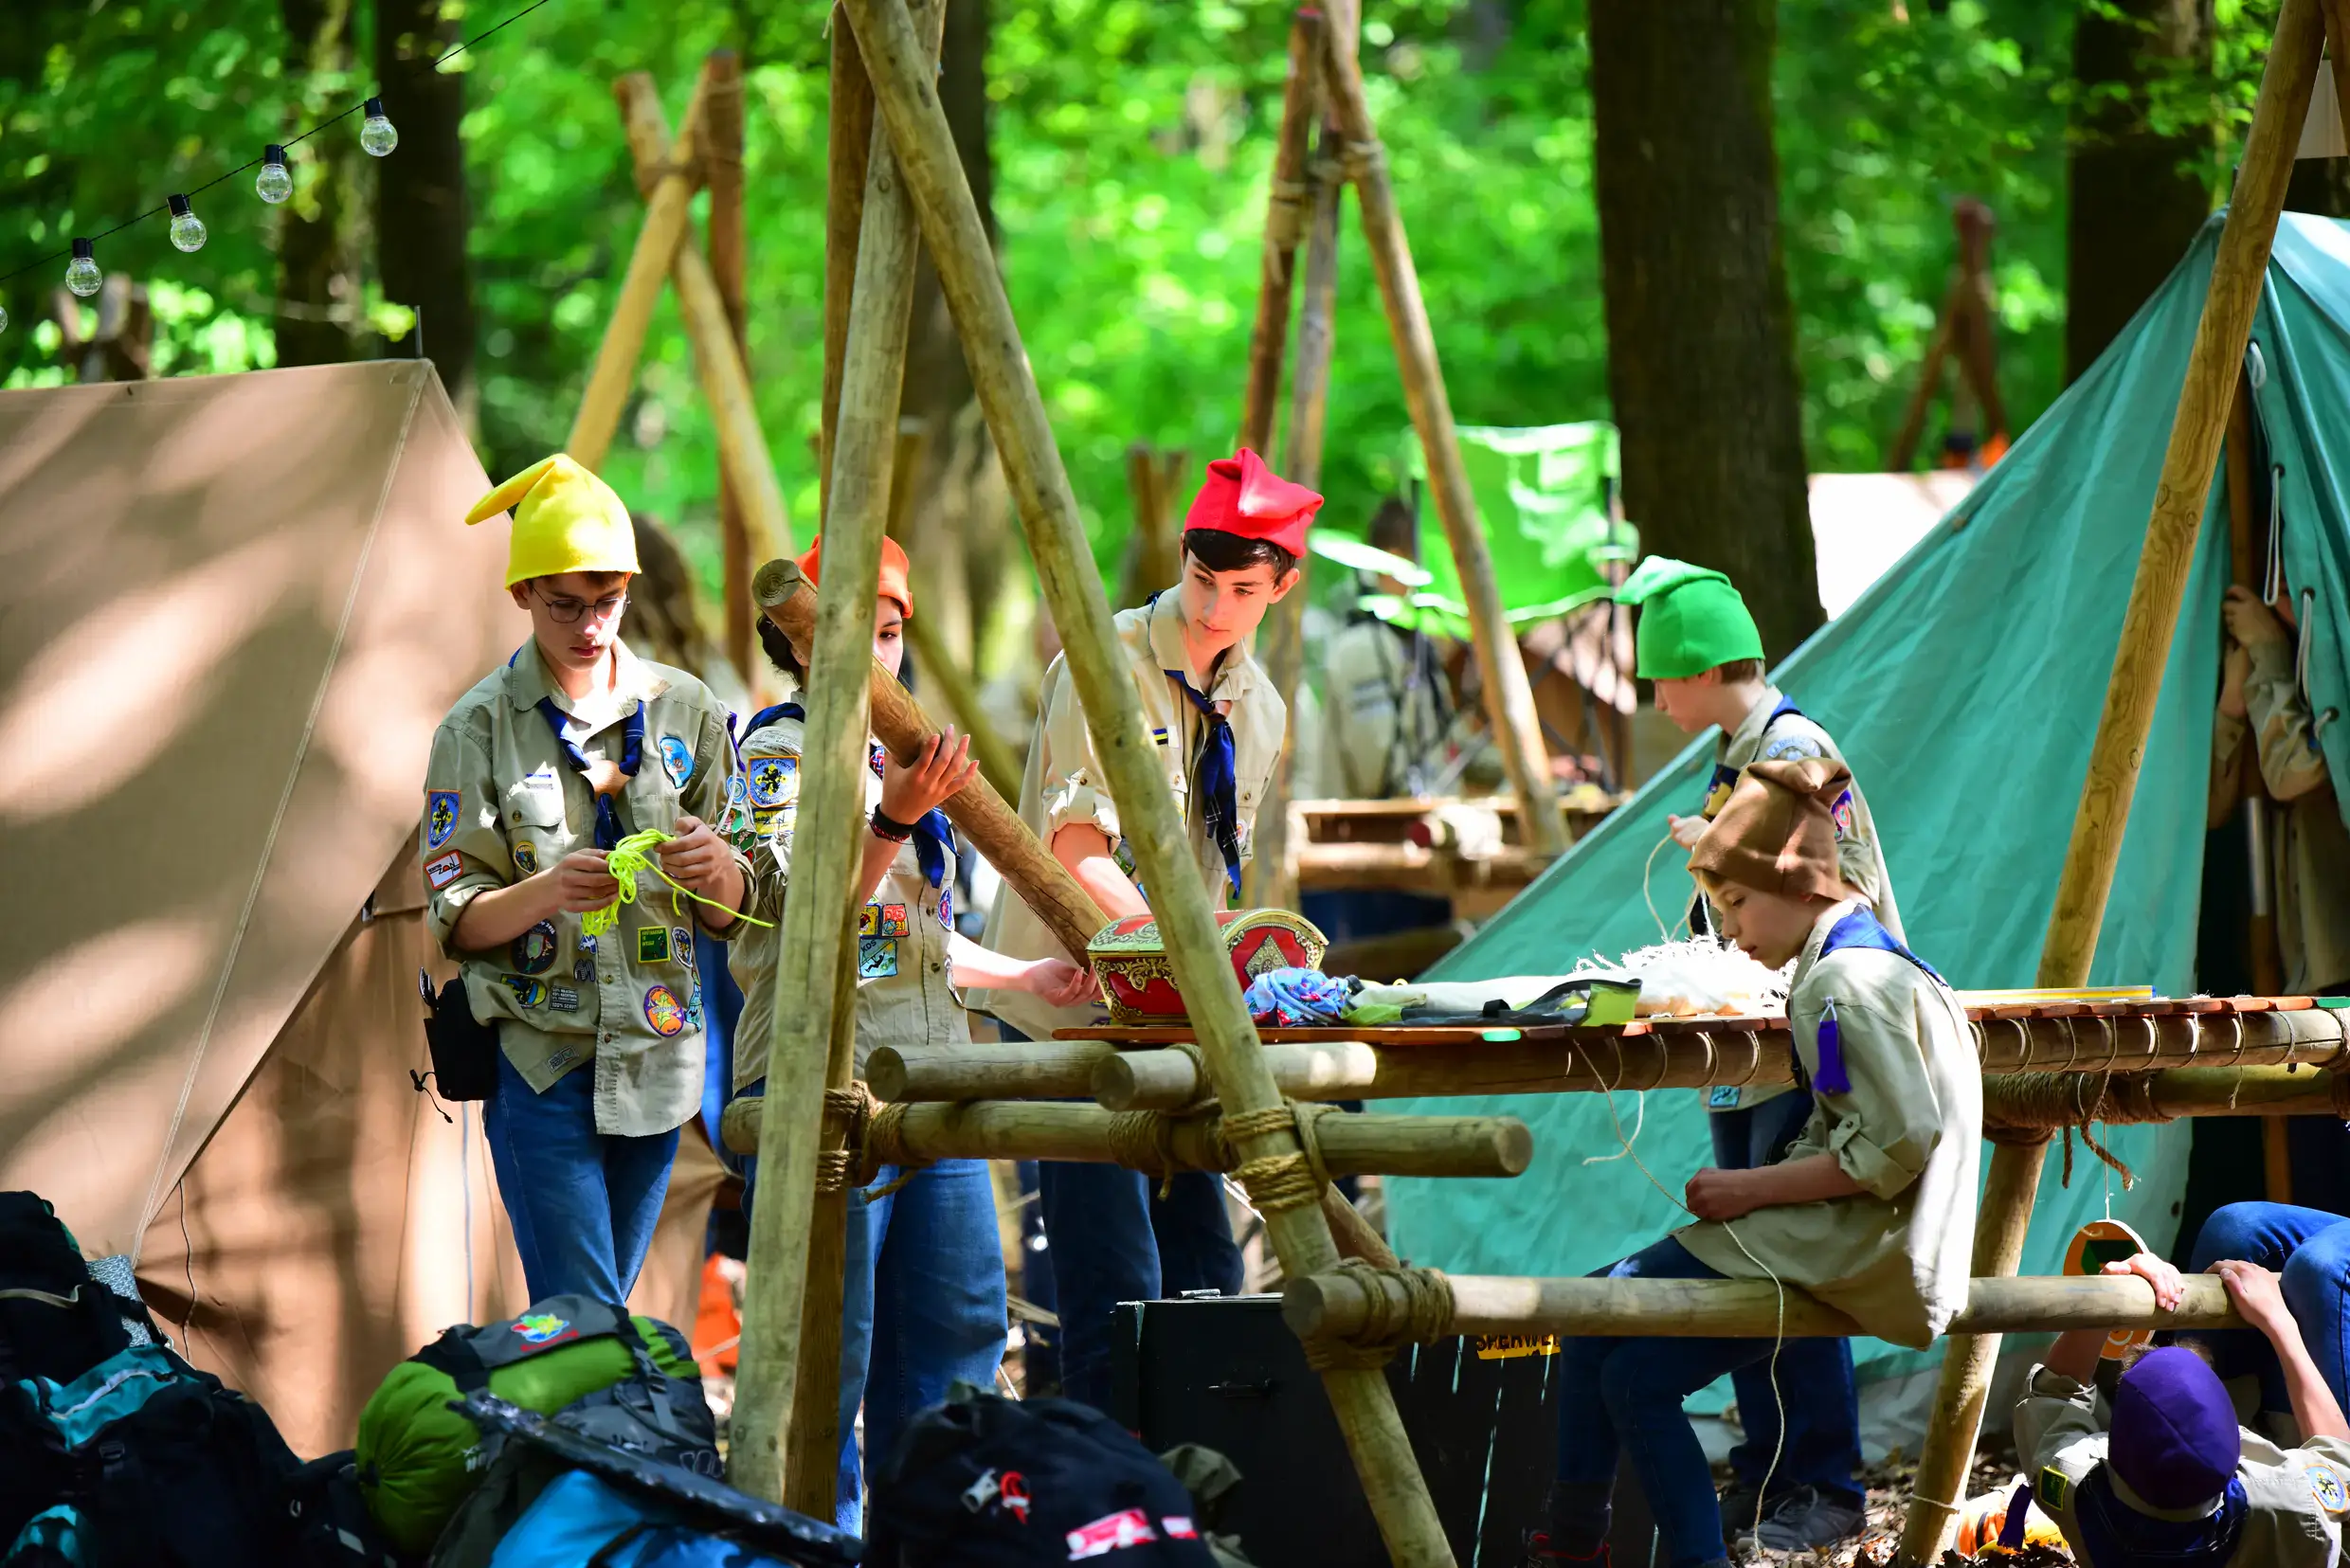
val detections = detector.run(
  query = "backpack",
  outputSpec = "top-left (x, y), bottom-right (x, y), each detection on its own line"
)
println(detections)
top-left (485, 1470), bottom-right (815, 1568)
top-left (0, 1194), bottom-right (153, 1391)
top-left (866, 1388), bottom-right (1217, 1567)
top-left (356, 1297), bottom-right (713, 1557)
top-left (0, 1343), bottom-right (300, 1568)
top-left (280, 1451), bottom-right (407, 1568)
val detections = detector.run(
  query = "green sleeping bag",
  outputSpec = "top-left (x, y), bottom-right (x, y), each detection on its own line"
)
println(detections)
top-left (355, 1295), bottom-right (704, 1554)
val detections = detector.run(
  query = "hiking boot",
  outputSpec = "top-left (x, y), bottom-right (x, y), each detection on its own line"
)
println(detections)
top-left (1745, 1486), bottom-right (1867, 1552)
top-left (1518, 1531), bottom-right (1606, 1566)
top-left (1715, 1481), bottom-right (1767, 1541)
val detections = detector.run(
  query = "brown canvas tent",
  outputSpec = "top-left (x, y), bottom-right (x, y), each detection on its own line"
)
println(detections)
top-left (0, 362), bottom-right (726, 1455)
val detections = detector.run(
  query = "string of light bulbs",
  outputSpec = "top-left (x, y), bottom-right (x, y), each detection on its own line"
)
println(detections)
top-left (0, 0), bottom-right (562, 333)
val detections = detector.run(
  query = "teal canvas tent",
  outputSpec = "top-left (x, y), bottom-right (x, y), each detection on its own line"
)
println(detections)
top-left (1381, 212), bottom-right (2350, 1415)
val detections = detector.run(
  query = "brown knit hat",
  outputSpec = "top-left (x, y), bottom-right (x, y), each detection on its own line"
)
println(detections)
top-left (1689, 757), bottom-right (1851, 901)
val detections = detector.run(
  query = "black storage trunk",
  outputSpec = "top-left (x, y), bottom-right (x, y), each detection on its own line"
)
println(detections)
top-left (1111, 1294), bottom-right (1655, 1566)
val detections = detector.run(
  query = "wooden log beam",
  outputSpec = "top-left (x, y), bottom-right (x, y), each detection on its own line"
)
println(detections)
top-left (820, 3), bottom-right (877, 520)
top-left (902, 605), bottom-right (1023, 801)
top-left (721, 1096), bottom-right (1532, 1181)
top-left (729, 1), bottom-right (941, 1507)
top-left (849, 0), bottom-right (1455, 1548)
top-left (1283, 1269), bottom-right (2243, 1344)
top-left (1237, 6), bottom-right (1328, 457)
top-left (1982, 1064), bottom-right (2350, 1126)
top-left (1318, 27), bottom-right (1566, 860)
top-left (756, 557), bottom-right (1107, 962)
top-left (613, 76), bottom-right (794, 560)
top-left (869, 1038), bottom-right (1114, 1102)
top-left (569, 68), bottom-right (714, 471)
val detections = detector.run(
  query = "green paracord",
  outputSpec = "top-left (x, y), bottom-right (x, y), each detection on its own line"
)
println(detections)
top-left (583, 828), bottom-right (773, 937)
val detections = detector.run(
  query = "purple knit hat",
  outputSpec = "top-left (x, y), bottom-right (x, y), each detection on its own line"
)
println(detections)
top-left (2110, 1347), bottom-right (2242, 1511)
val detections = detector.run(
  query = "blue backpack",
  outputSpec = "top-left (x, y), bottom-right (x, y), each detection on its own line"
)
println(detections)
top-left (489, 1470), bottom-right (804, 1568)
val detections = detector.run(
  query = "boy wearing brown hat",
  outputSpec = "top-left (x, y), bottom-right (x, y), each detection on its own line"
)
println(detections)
top-left (1521, 760), bottom-right (1980, 1568)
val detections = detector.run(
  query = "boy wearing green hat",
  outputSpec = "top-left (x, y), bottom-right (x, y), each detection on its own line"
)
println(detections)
top-left (1612, 554), bottom-right (1902, 1549)
top-left (421, 453), bottom-right (750, 1306)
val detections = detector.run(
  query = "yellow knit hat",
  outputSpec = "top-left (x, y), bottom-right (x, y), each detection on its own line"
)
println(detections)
top-left (465, 453), bottom-right (641, 587)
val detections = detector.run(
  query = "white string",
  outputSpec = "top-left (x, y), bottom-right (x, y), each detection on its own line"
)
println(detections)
top-left (1642, 827), bottom-right (1691, 945)
top-left (1582, 1090), bottom-right (1645, 1164)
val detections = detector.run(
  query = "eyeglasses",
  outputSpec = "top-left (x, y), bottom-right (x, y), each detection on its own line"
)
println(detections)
top-left (533, 586), bottom-right (629, 625)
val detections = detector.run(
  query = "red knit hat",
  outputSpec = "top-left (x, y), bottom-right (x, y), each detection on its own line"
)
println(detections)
top-left (1184, 447), bottom-right (1323, 558)
top-left (797, 534), bottom-right (913, 618)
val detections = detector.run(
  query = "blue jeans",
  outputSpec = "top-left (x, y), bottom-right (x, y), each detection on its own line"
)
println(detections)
top-left (484, 1045), bottom-right (679, 1305)
top-left (2184, 1201), bottom-right (2350, 1416)
top-left (1707, 1093), bottom-right (1862, 1505)
top-left (1550, 1237), bottom-right (1783, 1568)
top-left (834, 1159), bottom-right (1007, 1534)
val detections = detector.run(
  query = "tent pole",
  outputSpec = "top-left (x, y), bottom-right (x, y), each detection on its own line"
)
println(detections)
top-left (1248, 10), bottom-right (1353, 911)
top-left (569, 68), bottom-right (714, 471)
top-left (1898, 6), bottom-right (2323, 1560)
top-left (612, 77), bottom-right (794, 560)
top-left (841, 0), bottom-right (1457, 1556)
top-left (1317, 20), bottom-right (1568, 859)
top-left (727, 0), bottom-right (943, 1508)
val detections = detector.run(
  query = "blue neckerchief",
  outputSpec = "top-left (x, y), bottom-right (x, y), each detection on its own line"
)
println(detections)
top-left (533, 695), bottom-right (644, 851)
top-left (1691, 694), bottom-right (1806, 938)
top-left (2071, 1469), bottom-right (2246, 1568)
top-left (761, 701), bottom-right (955, 889)
top-left (1165, 670), bottom-right (1241, 898)
top-left (1806, 906), bottom-right (1943, 1094)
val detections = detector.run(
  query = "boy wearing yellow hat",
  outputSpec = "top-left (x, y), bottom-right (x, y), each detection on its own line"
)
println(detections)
top-left (421, 454), bottom-right (750, 1305)
top-left (1613, 555), bottom-right (1902, 1545)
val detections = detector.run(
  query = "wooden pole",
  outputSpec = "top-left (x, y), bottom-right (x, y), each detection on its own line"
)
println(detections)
top-left (614, 77), bottom-right (795, 560)
top-left (1286, 1266), bottom-right (2243, 1343)
top-left (1900, 13), bottom-right (2326, 1559)
top-left (1246, 11), bottom-right (1350, 910)
top-left (821, 4), bottom-right (877, 523)
top-left (1117, 444), bottom-right (1187, 609)
top-left (843, 0), bottom-right (1458, 1553)
top-left (729, 0), bottom-right (942, 1506)
top-left (705, 48), bottom-right (759, 685)
top-left (1889, 274), bottom-right (1962, 473)
top-left (1318, 27), bottom-right (1567, 859)
top-left (569, 68), bottom-right (714, 470)
top-left (757, 558), bottom-right (1107, 960)
top-left (869, 1038), bottom-right (1114, 1103)
top-left (903, 607), bottom-right (1024, 801)
top-left (1237, 7), bottom-right (1328, 459)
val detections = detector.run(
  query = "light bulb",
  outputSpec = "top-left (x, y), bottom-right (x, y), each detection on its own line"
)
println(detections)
top-left (256, 145), bottom-right (293, 204)
top-left (167, 194), bottom-right (208, 252)
top-left (64, 239), bottom-right (101, 298)
top-left (359, 98), bottom-right (398, 157)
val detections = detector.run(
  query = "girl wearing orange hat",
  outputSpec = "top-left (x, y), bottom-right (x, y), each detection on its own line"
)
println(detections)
top-left (726, 534), bottom-right (1091, 1533)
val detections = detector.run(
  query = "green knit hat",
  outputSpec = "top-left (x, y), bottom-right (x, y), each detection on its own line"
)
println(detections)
top-left (1616, 555), bottom-right (1764, 679)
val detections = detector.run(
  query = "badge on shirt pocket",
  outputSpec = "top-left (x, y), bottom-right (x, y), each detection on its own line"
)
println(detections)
top-left (859, 937), bottom-right (899, 979)
top-left (500, 974), bottom-right (549, 1009)
top-left (671, 927), bottom-right (693, 966)
top-left (642, 984), bottom-right (687, 1037)
top-left (660, 735), bottom-right (695, 788)
top-left (425, 790), bottom-right (461, 850)
top-left (879, 903), bottom-right (910, 938)
top-left (639, 927), bottom-right (672, 964)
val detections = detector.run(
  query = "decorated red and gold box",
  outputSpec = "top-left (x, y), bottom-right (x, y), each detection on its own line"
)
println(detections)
top-left (1085, 909), bottom-right (1329, 1025)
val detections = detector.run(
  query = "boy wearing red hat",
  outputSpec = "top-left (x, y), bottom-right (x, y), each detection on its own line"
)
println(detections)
top-left (976, 446), bottom-right (1319, 1412)
top-left (729, 535), bottom-right (1092, 1532)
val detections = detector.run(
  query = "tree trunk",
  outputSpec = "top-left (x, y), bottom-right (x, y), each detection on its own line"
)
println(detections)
top-left (898, 0), bottom-right (998, 673)
top-left (2066, 0), bottom-right (2214, 383)
top-left (276, 0), bottom-right (361, 369)
top-left (374, 0), bottom-right (477, 416)
top-left (1588, 0), bottom-right (1818, 662)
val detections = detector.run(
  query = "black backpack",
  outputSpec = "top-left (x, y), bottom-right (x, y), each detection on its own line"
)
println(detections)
top-left (280, 1451), bottom-right (407, 1568)
top-left (866, 1388), bottom-right (1217, 1567)
top-left (0, 1193), bottom-right (154, 1391)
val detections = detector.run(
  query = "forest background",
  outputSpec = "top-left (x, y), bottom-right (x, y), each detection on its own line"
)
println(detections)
top-left (0, 0), bottom-right (2333, 677)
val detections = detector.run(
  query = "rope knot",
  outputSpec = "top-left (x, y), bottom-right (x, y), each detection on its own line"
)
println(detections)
top-left (1302, 1261), bottom-right (1455, 1371)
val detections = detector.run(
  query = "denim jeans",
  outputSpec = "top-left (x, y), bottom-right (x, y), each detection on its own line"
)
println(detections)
top-left (2183, 1200), bottom-right (2350, 1416)
top-left (1706, 1092), bottom-right (1862, 1505)
top-left (483, 1044), bottom-right (679, 1305)
top-left (1551, 1236), bottom-right (1783, 1568)
top-left (833, 1159), bottom-right (1008, 1534)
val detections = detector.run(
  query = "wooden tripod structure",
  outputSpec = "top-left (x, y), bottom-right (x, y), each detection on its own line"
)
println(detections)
top-left (1888, 196), bottom-right (2009, 474)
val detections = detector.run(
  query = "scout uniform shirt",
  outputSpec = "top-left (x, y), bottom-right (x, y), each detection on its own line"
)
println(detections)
top-left (726, 706), bottom-right (967, 1092)
top-left (977, 591), bottom-right (1287, 1043)
top-left (1699, 686), bottom-right (1902, 1111)
top-left (2016, 1367), bottom-right (2350, 1566)
top-left (1675, 898), bottom-right (1981, 1349)
top-left (421, 640), bottom-right (744, 1138)
top-left (1319, 614), bottom-right (1452, 800)
top-left (2212, 637), bottom-right (2350, 993)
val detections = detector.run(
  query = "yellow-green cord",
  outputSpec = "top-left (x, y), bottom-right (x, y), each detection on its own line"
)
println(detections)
top-left (582, 828), bottom-right (773, 937)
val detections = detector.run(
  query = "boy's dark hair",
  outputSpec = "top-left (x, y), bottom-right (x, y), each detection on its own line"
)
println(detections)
top-left (1366, 496), bottom-right (1418, 563)
top-left (1711, 657), bottom-right (1765, 685)
top-left (1183, 528), bottom-right (1298, 580)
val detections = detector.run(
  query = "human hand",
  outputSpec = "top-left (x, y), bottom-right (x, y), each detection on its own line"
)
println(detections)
top-left (2214, 1258), bottom-right (2296, 1340)
top-left (654, 816), bottom-right (733, 897)
top-left (1025, 958), bottom-right (1098, 1008)
top-left (1668, 814), bottom-right (1707, 850)
top-left (880, 728), bottom-right (978, 822)
top-left (2220, 643), bottom-right (2251, 720)
top-left (2102, 1252), bottom-right (2184, 1312)
top-left (1685, 1166), bottom-right (1762, 1222)
top-left (2223, 585), bottom-right (2291, 651)
top-left (550, 849), bottom-right (621, 913)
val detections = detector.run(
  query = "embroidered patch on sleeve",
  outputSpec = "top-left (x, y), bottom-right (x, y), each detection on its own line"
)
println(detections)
top-left (512, 840), bottom-right (539, 875)
top-left (2036, 1467), bottom-right (2072, 1515)
top-left (1761, 734), bottom-right (1825, 762)
top-left (425, 790), bottom-right (461, 850)
top-left (2307, 1462), bottom-right (2348, 1514)
top-left (748, 754), bottom-right (797, 807)
top-left (1830, 788), bottom-right (1856, 840)
top-left (425, 852), bottom-right (465, 890)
